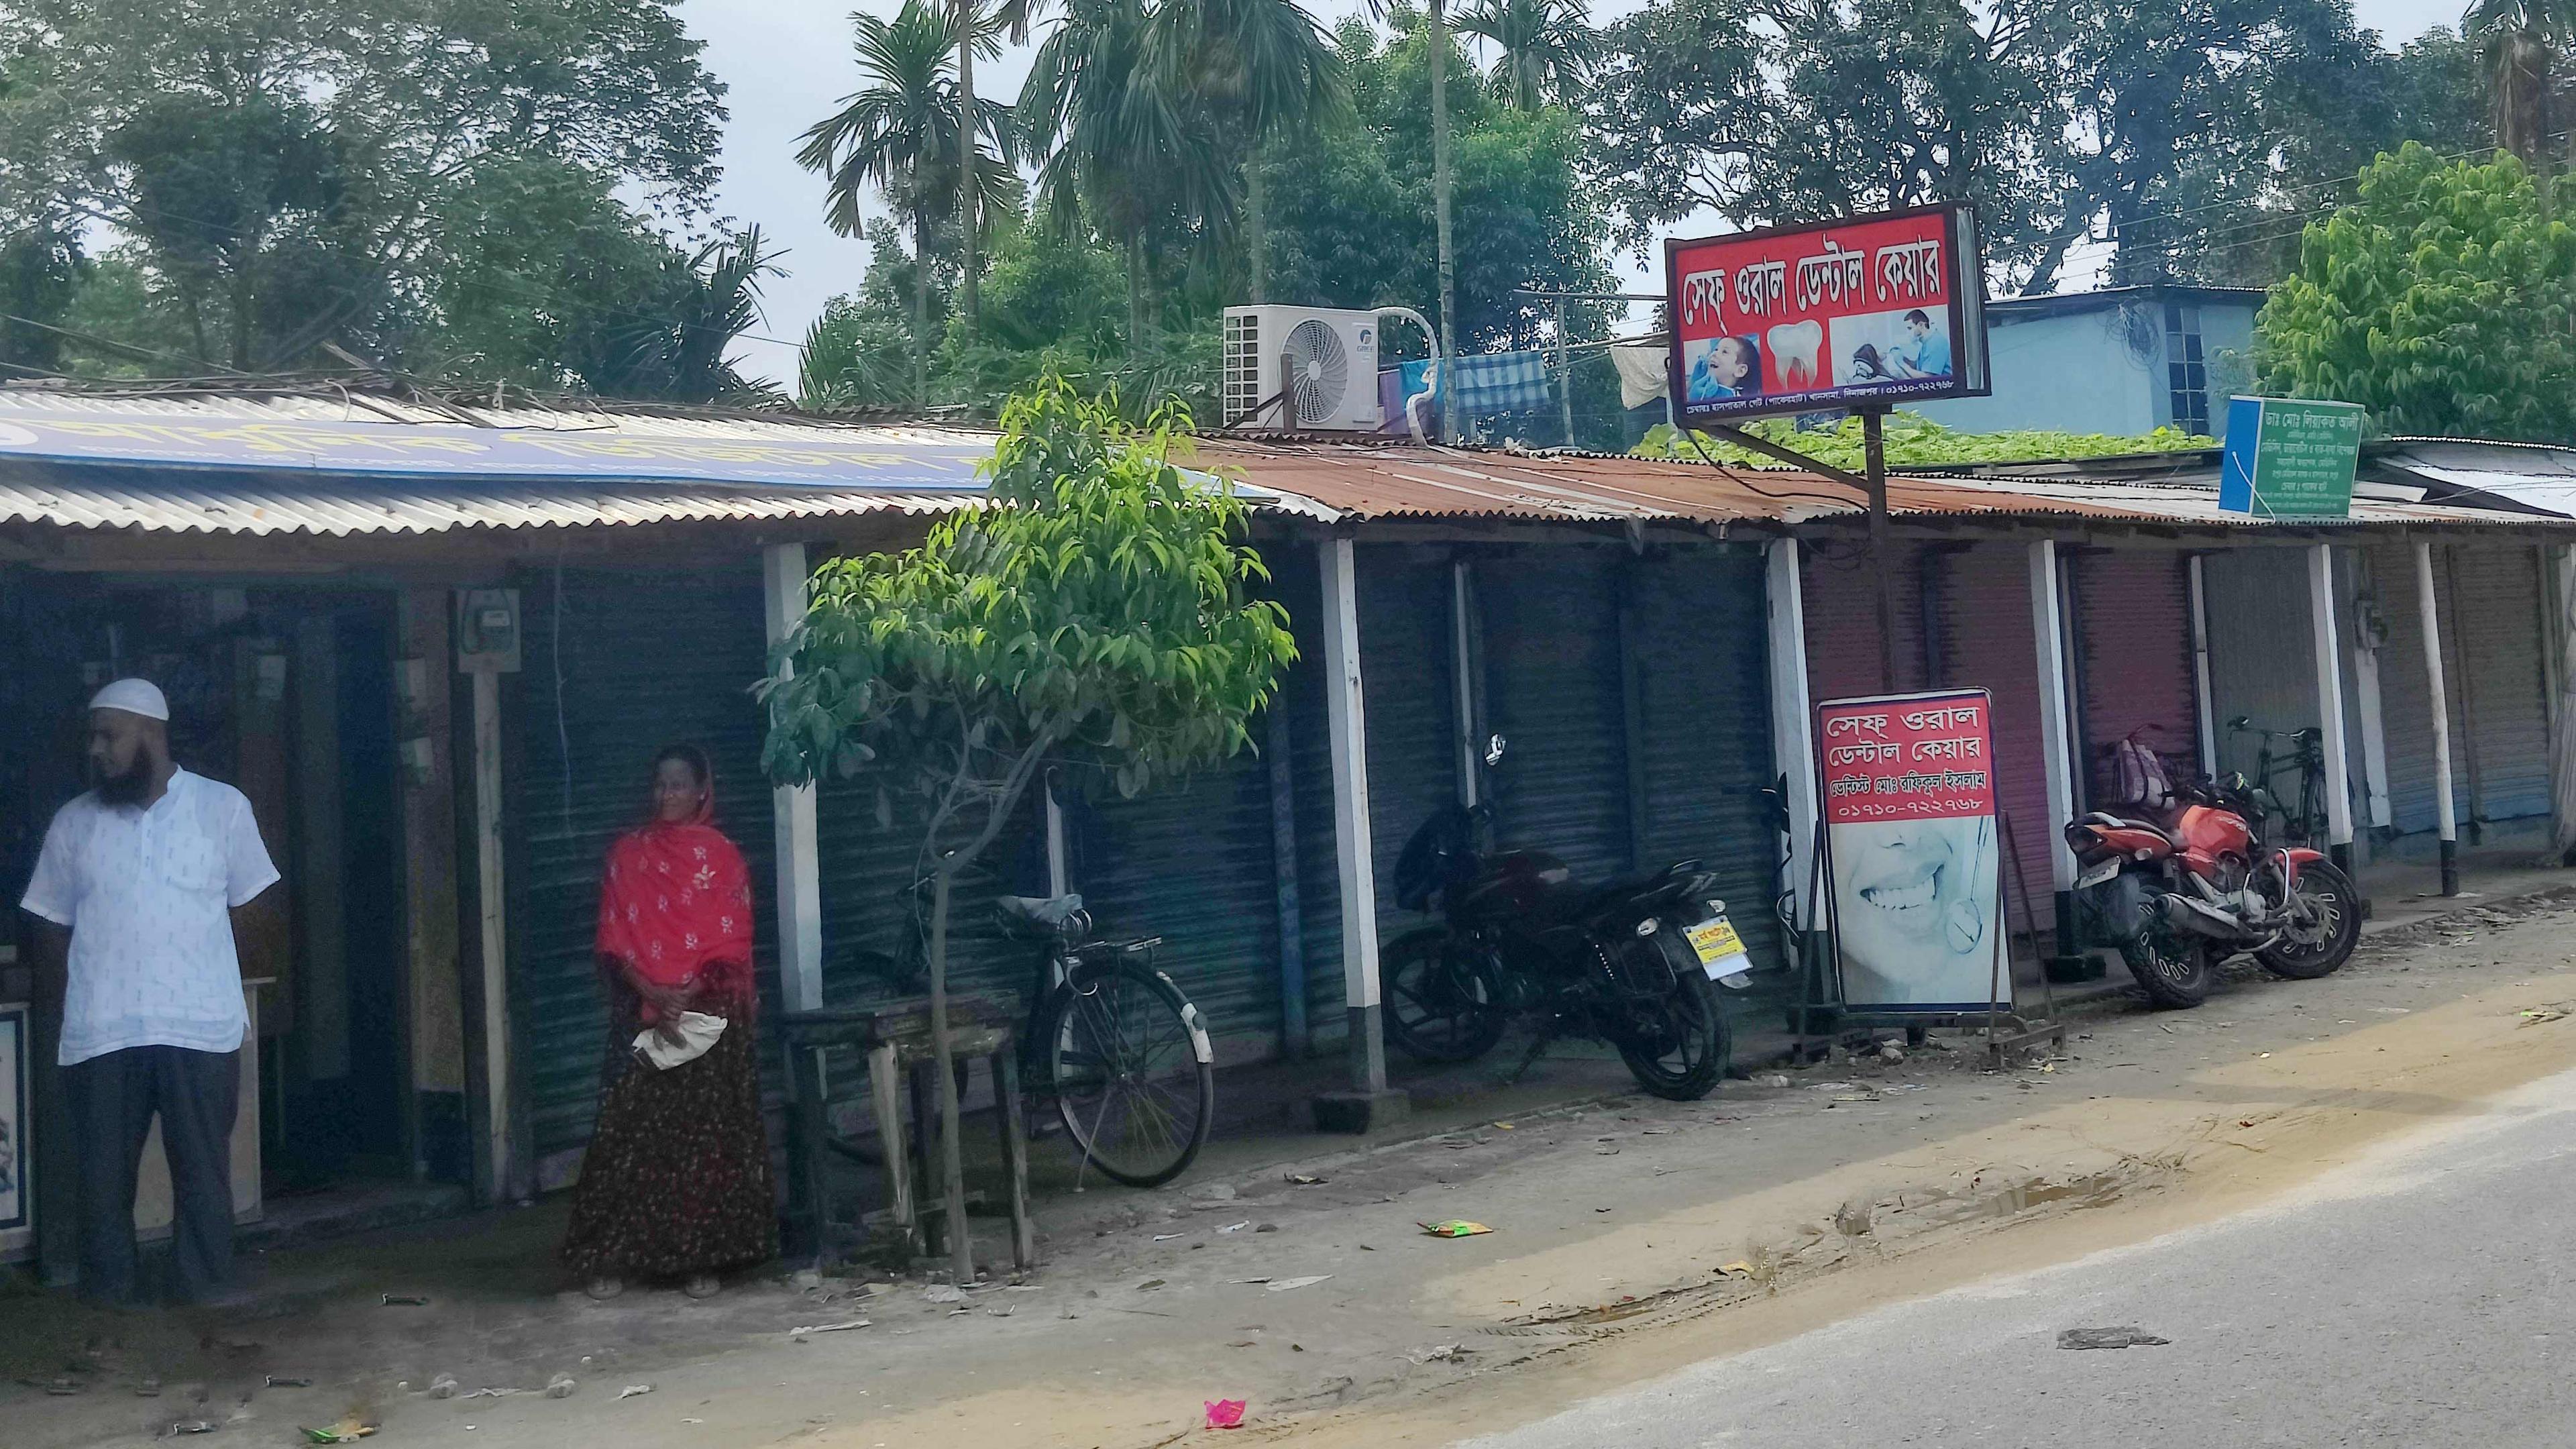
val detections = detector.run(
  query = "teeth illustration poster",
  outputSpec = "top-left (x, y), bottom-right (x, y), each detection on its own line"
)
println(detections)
top-left (1816, 690), bottom-right (2006, 1012)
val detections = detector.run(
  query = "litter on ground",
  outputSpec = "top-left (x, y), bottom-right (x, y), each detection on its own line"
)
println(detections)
top-left (1419, 1220), bottom-right (1494, 1238)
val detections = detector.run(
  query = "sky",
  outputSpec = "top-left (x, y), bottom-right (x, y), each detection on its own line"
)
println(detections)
top-left (680, 0), bottom-right (2473, 388)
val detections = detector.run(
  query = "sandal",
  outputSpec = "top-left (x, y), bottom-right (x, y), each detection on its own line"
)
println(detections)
top-left (584, 1277), bottom-right (625, 1301)
top-left (682, 1275), bottom-right (720, 1300)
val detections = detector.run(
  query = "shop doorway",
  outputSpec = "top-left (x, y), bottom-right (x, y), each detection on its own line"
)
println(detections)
top-left (12, 579), bottom-right (417, 1208)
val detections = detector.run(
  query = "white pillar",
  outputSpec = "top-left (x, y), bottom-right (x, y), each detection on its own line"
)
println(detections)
top-left (1318, 537), bottom-right (1385, 1093)
top-left (1764, 539), bottom-right (1819, 928)
top-left (2416, 541), bottom-right (2460, 891)
top-left (2029, 539), bottom-right (2079, 894)
top-left (2349, 551), bottom-right (2393, 830)
top-left (2309, 544), bottom-right (2355, 852)
top-left (763, 543), bottom-right (824, 1014)
top-left (1450, 558), bottom-right (1480, 808)
top-left (2187, 553), bottom-right (2218, 778)
top-left (469, 667), bottom-right (514, 1201)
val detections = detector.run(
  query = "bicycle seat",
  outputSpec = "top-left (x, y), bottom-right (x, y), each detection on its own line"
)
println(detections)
top-left (996, 894), bottom-right (1086, 937)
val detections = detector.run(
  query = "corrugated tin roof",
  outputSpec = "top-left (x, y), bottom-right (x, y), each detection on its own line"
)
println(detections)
top-left (0, 458), bottom-right (976, 537)
top-left (1199, 437), bottom-right (2557, 532)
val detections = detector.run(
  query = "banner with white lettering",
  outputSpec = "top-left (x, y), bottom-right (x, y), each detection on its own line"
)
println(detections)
top-left (1664, 204), bottom-right (1989, 426)
top-left (1817, 688), bottom-right (2006, 1012)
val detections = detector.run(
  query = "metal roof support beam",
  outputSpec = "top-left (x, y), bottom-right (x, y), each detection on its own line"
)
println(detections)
top-left (763, 543), bottom-right (824, 1015)
top-left (2310, 545), bottom-right (2358, 869)
top-left (1766, 539), bottom-right (1819, 933)
top-left (2347, 547), bottom-right (2394, 835)
top-left (2414, 540), bottom-right (2460, 894)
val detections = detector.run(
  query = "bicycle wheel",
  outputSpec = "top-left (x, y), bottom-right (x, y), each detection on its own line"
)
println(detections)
top-left (1042, 958), bottom-right (1216, 1188)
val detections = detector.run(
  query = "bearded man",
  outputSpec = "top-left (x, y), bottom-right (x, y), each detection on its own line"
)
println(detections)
top-left (18, 678), bottom-right (279, 1307)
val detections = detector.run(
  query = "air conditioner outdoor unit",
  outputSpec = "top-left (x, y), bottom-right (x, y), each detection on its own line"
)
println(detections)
top-left (1222, 305), bottom-right (1381, 431)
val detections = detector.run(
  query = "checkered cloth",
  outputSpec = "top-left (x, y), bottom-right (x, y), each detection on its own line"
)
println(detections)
top-left (1446, 350), bottom-right (1554, 416)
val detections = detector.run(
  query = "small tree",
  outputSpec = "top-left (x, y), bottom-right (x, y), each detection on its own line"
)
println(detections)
top-left (759, 377), bottom-right (1295, 1279)
top-left (2257, 143), bottom-right (2576, 444)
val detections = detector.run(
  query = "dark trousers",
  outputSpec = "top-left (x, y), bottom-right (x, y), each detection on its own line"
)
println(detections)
top-left (63, 1044), bottom-right (240, 1305)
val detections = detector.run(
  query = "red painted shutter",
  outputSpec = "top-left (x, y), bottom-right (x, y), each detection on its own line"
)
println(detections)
top-left (2072, 549), bottom-right (2198, 801)
top-left (1933, 544), bottom-right (2057, 934)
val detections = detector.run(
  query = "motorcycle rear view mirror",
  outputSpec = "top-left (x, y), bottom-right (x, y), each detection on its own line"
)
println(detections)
top-left (1485, 734), bottom-right (1508, 767)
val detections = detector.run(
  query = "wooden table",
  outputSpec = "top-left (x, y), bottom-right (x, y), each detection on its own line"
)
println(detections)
top-left (779, 998), bottom-right (1035, 1273)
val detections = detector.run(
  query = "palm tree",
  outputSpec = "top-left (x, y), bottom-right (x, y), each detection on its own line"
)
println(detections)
top-left (1457, 0), bottom-right (1597, 111)
top-left (1150, 0), bottom-right (1341, 303)
top-left (2467, 0), bottom-right (2576, 170)
top-left (798, 1), bottom-right (1016, 405)
top-left (1020, 0), bottom-right (1234, 345)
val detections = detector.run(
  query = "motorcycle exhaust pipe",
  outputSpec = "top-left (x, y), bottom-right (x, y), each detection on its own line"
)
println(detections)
top-left (2159, 892), bottom-right (2249, 941)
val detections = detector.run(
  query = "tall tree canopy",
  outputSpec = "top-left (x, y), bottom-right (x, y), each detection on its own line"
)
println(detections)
top-left (2257, 144), bottom-right (2576, 443)
top-left (0, 0), bottom-right (739, 387)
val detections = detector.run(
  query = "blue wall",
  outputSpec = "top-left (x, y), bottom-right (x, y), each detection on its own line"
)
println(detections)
top-left (1910, 296), bottom-right (2259, 442)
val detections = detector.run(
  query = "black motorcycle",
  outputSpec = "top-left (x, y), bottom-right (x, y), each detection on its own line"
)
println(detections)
top-left (1379, 736), bottom-right (1752, 1099)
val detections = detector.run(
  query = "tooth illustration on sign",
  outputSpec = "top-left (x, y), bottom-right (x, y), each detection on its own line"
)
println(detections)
top-left (1768, 321), bottom-right (1825, 392)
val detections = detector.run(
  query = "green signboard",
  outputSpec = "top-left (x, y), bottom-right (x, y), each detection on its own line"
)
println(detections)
top-left (2218, 396), bottom-right (2364, 518)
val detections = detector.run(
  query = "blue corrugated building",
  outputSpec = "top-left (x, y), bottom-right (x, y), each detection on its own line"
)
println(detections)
top-left (1909, 284), bottom-right (2263, 441)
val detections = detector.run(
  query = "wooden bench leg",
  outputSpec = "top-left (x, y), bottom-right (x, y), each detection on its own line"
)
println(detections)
top-left (995, 1048), bottom-right (1036, 1272)
top-left (908, 1059), bottom-right (944, 1259)
top-left (790, 1044), bottom-right (833, 1267)
top-left (867, 1042), bottom-right (912, 1257)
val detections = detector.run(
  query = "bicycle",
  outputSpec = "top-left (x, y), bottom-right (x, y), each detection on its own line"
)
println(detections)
top-left (989, 892), bottom-right (1216, 1189)
top-left (2224, 715), bottom-right (2327, 847)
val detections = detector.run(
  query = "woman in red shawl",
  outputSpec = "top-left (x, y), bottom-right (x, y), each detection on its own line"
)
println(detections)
top-left (562, 745), bottom-right (775, 1299)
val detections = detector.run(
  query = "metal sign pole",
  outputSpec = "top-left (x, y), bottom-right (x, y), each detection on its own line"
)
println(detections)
top-left (1863, 406), bottom-right (1897, 693)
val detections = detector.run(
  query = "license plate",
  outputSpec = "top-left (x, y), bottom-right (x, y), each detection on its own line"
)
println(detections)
top-left (2076, 857), bottom-right (2121, 890)
top-left (1685, 916), bottom-right (1751, 979)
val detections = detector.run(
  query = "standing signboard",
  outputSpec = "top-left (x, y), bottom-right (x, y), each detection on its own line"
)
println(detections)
top-left (1663, 204), bottom-right (1990, 427)
top-left (2218, 396), bottom-right (2363, 519)
top-left (0, 1002), bottom-right (26, 1259)
top-left (1818, 688), bottom-right (2008, 1012)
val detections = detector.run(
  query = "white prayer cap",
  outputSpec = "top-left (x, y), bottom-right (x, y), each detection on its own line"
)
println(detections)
top-left (88, 678), bottom-right (170, 722)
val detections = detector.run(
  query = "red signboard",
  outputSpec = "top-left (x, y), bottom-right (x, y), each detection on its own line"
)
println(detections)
top-left (1663, 204), bottom-right (1988, 425)
top-left (1819, 690), bottom-right (1998, 824)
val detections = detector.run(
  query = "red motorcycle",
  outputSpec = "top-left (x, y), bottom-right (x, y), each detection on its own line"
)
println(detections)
top-left (2064, 770), bottom-right (2363, 1009)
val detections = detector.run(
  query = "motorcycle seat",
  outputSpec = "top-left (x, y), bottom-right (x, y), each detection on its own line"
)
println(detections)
top-left (2076, 811), bottom-right (2174, 842)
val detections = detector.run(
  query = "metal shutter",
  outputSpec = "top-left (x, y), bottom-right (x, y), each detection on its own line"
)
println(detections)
top-left (1802, 539), bottom-right (1932, 702)
top-left (1933, 543), bottom-right (2057, 932)
top-left (2368, 543), bottom-right (2444, 835)
top-left (1354, 545), bottom-right (1465, 947)
top-left (2446, 544), bottom-right (2553, 823)
top-left (1481, 548), bottom-right (1630, 884)
top-left (1627, 546), bottom-right (1788, 1000)
top-left (512, 565), bottom-right (780, 1171)
top-left (2200, 549), bottom-right (2321, 786)
top-left (1077, 751), bottom-right (1285, 1058)
top-left (2072, 549), bottom-right (2198, 800)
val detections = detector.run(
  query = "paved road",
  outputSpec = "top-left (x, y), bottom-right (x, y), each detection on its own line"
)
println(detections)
top-left (1467, 1069), bottom-right (2576, 1448)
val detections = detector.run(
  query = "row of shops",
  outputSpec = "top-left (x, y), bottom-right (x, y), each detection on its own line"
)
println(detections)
top-left (2, 388), bottom-right (2571, 1279)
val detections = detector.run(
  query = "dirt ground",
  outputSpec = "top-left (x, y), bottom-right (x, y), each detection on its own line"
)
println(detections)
top-left (15, 888), bottom-right (2576, 1449)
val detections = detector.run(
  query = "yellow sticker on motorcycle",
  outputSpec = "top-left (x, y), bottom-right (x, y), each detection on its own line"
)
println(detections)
top-left (1686, 916), bottom-right (1746, 967)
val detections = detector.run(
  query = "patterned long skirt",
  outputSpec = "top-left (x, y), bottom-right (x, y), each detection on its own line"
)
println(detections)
top-left (561, 1000), bottom-right (777, 1281)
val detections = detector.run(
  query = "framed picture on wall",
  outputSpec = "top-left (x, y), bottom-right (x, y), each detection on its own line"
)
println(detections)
top-left (0, 1002), bottom-right (26, 1235)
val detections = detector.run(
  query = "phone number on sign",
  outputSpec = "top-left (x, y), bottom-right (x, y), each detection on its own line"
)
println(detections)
top-left (1832, 798), bottom-right (1988, 820)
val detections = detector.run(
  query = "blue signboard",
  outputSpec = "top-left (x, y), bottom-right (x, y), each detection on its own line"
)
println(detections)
top-left (0, 409), bottom-right (994, 489)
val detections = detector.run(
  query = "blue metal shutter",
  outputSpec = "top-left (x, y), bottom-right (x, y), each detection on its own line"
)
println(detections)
top-left (512, 564), bottom-right (780, 1175)
top-left (1627, 546), bottom-right (1787, 1000)
top-left (1077, 750), bottom-right (1285, 1060)
top-left (1354, 545), bottom-right (1466, 945)
top-left (1481, 549), bottom-right (1630, 883)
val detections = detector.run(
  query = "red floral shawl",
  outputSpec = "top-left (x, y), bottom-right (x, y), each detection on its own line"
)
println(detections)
top-left (596, 804), bottom-right (755, 1021)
